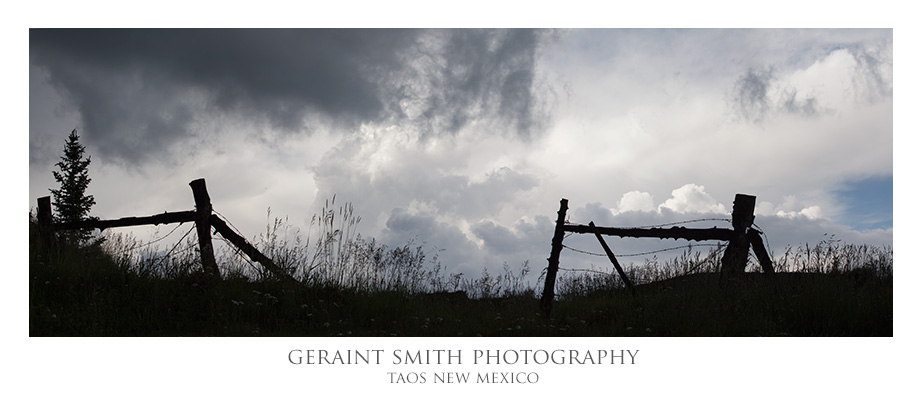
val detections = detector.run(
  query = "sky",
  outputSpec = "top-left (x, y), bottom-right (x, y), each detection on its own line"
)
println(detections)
top-left (28, 28), bottom-right (893, 283)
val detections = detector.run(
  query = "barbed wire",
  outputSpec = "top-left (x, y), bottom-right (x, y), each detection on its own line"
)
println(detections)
top-left (214, 209), bottom-right (247, 238)
top-left (213, 234), bottom-right (262, 273)
top-left (562, 242), bottom-right (727, 258)
top-left (143, 223), bottom-right (197, 266)
top-left (566, 217), bottom-right (730, 230)
top-left (116, 221), bottom-right (189, 252)
top-left (557, 267), bottom-right (613, 276)
top-left (751, 222), bottom-right (774, 260)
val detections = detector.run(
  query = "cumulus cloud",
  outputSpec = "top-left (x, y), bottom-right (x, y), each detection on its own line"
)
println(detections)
top-left (776, 205), bottom-right (824, 220)
top-left (659, 184), bottom-right (727, 215)
top-left (617, 190), bottom-right (656, 213)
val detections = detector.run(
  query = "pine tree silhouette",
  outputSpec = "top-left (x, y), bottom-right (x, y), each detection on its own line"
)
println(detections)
top-left (50, 129), bottom-right (96, 245)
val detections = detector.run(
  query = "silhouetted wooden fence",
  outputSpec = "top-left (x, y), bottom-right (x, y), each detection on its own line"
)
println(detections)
top-left (36, 178), bottom-right (299, 286)
top-left (540, 194), bottom-right (774, 315)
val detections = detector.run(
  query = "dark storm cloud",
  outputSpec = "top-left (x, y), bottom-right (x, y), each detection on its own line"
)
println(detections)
top-left (30, 29), bottom-right (553, 165)
top-left (30, 29), bottom-right (418, 163)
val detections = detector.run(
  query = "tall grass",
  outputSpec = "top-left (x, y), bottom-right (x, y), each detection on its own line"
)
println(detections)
top-left (775, 234), bottom-right (893, 276)
top-left (89, 198), bottom-right (533, 298)
top-left (552, 237), bottom-right (893, 299)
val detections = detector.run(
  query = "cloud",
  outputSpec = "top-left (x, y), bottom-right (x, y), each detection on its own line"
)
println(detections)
top-left (849, 43), bottom-right (893, 103)
top-left (727, 41), bottom-right (892, 124)
top-left (617, 191), bottom-right (656, 213)
top-left (384, 29), bottom-right (556, 140)
top-left (30, 29), bottom-right (555, 166)
top-left (729, 66), bottom-right (775, 123)
top-left (380, 207), bottom-right (486, 276)
top-left (659, 184), bottom-right (727, 215)
top-left (776, 206), bottom-right (824, 220)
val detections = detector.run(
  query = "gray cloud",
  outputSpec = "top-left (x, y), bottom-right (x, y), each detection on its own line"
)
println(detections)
top-left (729, 67), bottom-right (775, 123)
top-left (781, 89), bottom-right (823, 118)
top-left (380, 207), bottom-right (484, 276)
top-left (472, 216), bottom-right (552, 259)
top-left (729, 66), bottom-right (829, 122)
top-left (385, 29), bottom-right (555, 139)
top-left (727, 39), bottom-right (892, 124)
top-left (848, 42), bottom-right (893, 103)
top-left (30, 29), bottom-right (418, 164)
top-left (30, 29), bottom-right (554, 166)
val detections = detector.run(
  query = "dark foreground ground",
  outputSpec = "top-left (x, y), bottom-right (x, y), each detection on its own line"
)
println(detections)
top-left (31, 255), bottom-right (892, 336)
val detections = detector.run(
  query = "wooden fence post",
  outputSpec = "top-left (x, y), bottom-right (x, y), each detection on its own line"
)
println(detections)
top-left (37, 196), bottom-right (55, 248)
top-left (540, 199), bottom-right (568, 316)
top-left (189, 178), bottom-right (220, 277)
top-left (720, 194), bottom-right (756, 276)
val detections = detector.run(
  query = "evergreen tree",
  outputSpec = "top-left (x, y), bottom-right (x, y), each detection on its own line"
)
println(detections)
top-left (50, 129), bottom-right (96, 244)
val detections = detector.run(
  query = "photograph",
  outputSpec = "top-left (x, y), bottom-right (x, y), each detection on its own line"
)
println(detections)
top-left (13, 9), bottom-right (908, 393)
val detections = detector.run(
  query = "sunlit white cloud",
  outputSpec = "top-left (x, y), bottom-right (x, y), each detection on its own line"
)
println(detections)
top-left (658, 184), bottom-right (728, 215)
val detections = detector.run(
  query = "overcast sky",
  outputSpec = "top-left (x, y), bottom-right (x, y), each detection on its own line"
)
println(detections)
top-left (28, 28), bottom-right (893, 281)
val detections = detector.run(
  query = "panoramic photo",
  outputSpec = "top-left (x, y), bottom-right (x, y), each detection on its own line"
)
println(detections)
top-left (29, 28), bottom-right (892, 337)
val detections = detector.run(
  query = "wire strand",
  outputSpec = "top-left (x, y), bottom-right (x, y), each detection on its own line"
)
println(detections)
top-left (145, 224), bottom-right (197, 266)
top-left (122, 221), bottom-right (188, 252)
top-left (562, 242), bottom-right (727, 258)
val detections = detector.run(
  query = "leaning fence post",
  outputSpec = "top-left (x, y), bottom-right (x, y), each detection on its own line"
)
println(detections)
top-left (747, 228), bottom-right (775, 276)
top-left (189, 178), bottom-right (220, 277)
top-left (589, 221), bottom-right (636, 295)
top-left (720, 193), bottom-right (756, 277)
top-left (540, 198), bottom-right (568, 316)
